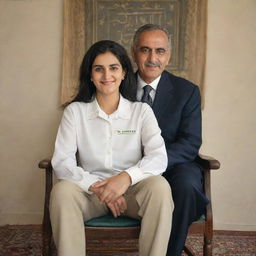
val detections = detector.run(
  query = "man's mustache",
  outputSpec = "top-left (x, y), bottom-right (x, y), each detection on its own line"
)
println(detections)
top-left (145, 62), bottom-right (161, 67)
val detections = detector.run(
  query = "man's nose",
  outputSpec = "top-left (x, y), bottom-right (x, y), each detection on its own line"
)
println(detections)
top-left (148, 50), bottom-right (158, 62)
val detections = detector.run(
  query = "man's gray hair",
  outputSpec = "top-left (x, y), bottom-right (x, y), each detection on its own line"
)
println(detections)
top-left (132, 24), bottom-right (172, 50)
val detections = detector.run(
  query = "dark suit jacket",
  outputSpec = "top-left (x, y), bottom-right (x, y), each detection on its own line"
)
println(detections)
top-left (151, 71), bottom-right (202, 169)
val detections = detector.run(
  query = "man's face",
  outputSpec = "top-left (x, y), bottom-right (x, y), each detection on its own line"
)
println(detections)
top-left (132, 30), bottom-right (171, 84)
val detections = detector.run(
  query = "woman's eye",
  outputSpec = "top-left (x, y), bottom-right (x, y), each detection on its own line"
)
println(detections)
top-left (110, 66), bottom-right (118, 71)
top-left (94, 67), bottom-right (103, 72)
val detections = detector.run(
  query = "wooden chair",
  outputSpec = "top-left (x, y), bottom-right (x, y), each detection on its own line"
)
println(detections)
top-left (184, 155), bottom-right (220, 256)
top-left (39, 154), bottom-right (220, 256)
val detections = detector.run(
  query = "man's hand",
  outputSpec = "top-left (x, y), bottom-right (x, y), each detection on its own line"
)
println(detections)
top-left (91, 172), bottom-right (131, 204)
top-left (107, 196), bottom-right (127, 217)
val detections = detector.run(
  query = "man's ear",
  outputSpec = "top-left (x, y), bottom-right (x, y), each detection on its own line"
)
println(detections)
top-left (166, 51), bottom-right (171, 65)
top-left (131, 47), bottom-right (136, 61)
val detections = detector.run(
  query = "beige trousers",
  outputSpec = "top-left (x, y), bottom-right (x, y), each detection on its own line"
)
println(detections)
top-left (50, 176), bottom-right (173, 256)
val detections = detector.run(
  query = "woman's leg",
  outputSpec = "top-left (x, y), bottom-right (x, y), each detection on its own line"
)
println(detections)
top-left (50, 180), bottom-right (108, 256)
top-left (125, 176), bottom-right (173, 256)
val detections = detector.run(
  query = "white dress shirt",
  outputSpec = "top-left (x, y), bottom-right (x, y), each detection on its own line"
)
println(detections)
top-left (136, 74), bottom-right (161, 101)
top-left (52, 95), bottom-right (167, 193)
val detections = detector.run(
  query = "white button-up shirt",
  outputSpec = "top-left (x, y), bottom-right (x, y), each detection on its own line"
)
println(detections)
top-left (52, 95), bottom-right (167, 193)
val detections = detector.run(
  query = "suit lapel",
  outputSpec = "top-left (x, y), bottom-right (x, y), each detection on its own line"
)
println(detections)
top-left (152, 71), bottom-right (174, 122)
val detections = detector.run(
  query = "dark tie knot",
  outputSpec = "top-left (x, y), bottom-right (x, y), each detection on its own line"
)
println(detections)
top-left (141, 85), bottom-right (153, 107)
top-left (143, 85), bottom-right (153, 94)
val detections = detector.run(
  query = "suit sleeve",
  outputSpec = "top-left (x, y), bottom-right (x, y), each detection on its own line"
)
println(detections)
top-left (166, 86), bottom-right (202, 167)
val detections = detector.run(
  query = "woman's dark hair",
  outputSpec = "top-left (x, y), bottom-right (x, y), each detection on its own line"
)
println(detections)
top-left (72, 40), bottom-right (137, 103)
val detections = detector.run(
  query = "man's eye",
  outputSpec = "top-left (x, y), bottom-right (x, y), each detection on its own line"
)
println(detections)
top-left (140, 48), bottom-right (150, 53)
top-left (156, 49), bottom-right (166, 55)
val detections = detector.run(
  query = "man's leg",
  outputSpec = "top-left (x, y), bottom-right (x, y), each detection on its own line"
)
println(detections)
top-left (50, 180), bottom-right (108, 256)
top-left (124, 176), bottom-right (173, 256)
top-left (164, 162), bottom-right (209, 256)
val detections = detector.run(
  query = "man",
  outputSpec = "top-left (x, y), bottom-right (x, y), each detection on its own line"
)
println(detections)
top-left (131, 24), bottom-right (209, 255)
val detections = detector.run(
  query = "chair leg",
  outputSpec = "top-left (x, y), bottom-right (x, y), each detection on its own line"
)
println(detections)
top-left (183, 245), bottom-right (196, 256)
top-left (42, 234), bottom-right (52, 256)
top-left (203, 235), bottom-right (212, 256)
top-left (42, 219), bottom-right (53, 256)
top-left (41, 164), bottom-right (54, 256)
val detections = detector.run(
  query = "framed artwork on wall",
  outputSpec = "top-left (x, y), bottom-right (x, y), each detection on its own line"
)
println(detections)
top-left (61, 0), bottom-right (207, 105)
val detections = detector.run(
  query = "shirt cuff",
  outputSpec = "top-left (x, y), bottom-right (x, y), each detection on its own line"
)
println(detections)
top-left (125, 166), bottom-right (148, 185)
top-left (77, 174), bottom-right (99, 194)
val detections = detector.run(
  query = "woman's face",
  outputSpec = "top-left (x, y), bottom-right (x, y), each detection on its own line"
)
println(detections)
top-left (91, 52), bottom-right (125, 98)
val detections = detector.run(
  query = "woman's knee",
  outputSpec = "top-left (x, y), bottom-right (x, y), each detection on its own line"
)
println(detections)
top-left (50, 180), bottom-right (82, 206)
top-left (141, 176), bottom-right (172, 199)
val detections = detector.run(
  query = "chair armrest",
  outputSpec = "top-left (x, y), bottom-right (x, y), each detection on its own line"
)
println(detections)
top-left (196, 154), bottom-right (220, 170)
top-left (195, 154), bottom-right (220, 230)
top-left (38, 158), bottom-right (53, 199)
top-left (39, 158), bottom-right (53, 235)
top-left (38, 159), bottom-right (53, 192)
top-left (39, 159), bottom-right (52, 170)
top-left (195, 154), bottom-right (221, 204)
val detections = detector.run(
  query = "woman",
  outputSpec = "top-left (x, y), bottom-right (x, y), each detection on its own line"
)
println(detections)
top-left (50, 40), bottom-right (173, 256)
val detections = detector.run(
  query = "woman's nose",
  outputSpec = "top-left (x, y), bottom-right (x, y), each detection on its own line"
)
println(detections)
top-left (103, 69), bottom-right (111, 79)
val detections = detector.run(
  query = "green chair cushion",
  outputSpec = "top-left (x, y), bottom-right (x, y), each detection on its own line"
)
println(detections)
top-left (85, 214), bottom-right (205, 228)
top-left (195, 214), bottom-right (205, 222)
top-left (85, 214), bottom-right (141, 227)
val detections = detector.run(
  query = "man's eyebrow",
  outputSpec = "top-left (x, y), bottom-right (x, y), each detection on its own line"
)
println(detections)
top-left (156, 47), bottom-right (167, 51)
top-left (139, 46), bottom-right (167, 50)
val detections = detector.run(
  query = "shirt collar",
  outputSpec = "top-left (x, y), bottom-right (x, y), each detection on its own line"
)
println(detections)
top-left (87, 95), bottom-right (131, 120)
top-left (137, 74), bottom-right (161, 91)
top-left (117, 95), bottom-right (132, 119)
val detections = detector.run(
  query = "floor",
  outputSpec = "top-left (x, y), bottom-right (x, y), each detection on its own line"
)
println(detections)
top-left (0, 225), bottom-right (255, 255)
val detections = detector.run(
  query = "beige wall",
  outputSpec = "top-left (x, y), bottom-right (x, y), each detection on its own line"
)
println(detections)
top-left (0, 0), bottom-right (63, 224)
top-left (0, 0), bottom-right (255, 231)
top-left (202, 0), bottom-right (256, 231)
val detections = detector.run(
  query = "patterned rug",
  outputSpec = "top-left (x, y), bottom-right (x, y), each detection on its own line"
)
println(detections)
top-left (0, 225), bottom-right (255, 255)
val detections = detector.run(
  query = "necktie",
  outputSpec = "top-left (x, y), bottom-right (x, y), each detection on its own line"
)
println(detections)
top-left (141, 85), bottom-right (153, 107)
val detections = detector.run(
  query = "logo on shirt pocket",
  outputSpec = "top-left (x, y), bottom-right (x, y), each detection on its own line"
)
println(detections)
top-left (114, 130), bottom-right (136, 135)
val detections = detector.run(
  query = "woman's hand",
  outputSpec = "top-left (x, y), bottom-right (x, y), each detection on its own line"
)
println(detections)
top-left (89, 184), bottom-right (104, 198)
top-left (107, 195), bottom-right (127, 217)
top-left (91, 172), bottom-right (131, 204)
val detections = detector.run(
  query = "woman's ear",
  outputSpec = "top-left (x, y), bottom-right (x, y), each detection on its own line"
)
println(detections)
top-left (122, 71), bottom-right (126, 80)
